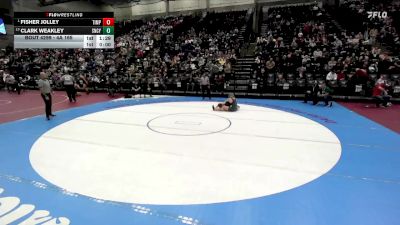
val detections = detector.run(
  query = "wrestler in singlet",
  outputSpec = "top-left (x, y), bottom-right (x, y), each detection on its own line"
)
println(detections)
top-left (225, 97), bottom-right (238, 112)
top-left (229, 97), bottom-right (238, 111)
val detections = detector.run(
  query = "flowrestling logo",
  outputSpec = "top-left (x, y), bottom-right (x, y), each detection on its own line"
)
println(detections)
top-left (367, 11), bottom-right (388, 19)
top-left (0, 18), bottom-right (6, 34)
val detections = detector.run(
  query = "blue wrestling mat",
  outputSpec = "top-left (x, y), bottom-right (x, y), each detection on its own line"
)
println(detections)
top-left (0, 97), bottom-right (399, 225)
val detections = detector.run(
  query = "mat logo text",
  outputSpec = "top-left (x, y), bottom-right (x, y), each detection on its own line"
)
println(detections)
top-left (0, 187), bottom-right (70, 225)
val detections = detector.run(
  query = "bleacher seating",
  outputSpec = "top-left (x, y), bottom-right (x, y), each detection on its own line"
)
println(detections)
top-left (0, 2), bottom-right (399, 102)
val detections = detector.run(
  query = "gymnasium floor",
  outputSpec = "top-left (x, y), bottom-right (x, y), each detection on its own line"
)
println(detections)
top-left (0, 92), bottom-right (399, 225)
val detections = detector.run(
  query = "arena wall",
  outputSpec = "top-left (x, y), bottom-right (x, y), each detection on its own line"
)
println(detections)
top-left (12, 0), bottom-right (114, 12)
top-left (169, 0), bottom-right (207, 13)
top-left (130, 1), bottom-right (166, 17)
top-left (209, 0), bottom-right (254, 8)
top-left (11, 0), bottom-right (320, 22)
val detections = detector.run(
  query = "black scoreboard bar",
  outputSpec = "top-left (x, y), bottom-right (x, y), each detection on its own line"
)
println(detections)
top-left (14, 27), bottom-right (112, 35)
top-left (14, 12), bottom-right (115, 49)
top-left (14, 12), bottom-right (114, 18)
top-left (14, 19), bottom-right (110, 26)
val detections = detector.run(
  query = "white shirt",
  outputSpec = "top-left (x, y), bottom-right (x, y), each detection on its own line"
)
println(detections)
top-left (313, 50), bottom-right (323, 58)
top-left (200, 76), bottom-right (210, 86)
top-left (61, 74), bottom-right (74, 85)
top-left (376, 78), bottom-right (385, 85)
top-left (326, 72), bottom-right (337, 81)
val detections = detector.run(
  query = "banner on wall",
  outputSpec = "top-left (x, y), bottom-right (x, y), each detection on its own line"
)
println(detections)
top-left (0, 18), bottom-right (6, 34)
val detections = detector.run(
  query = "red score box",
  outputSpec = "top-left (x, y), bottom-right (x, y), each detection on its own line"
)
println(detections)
top-left (102, 18), bottom-right (114, 26)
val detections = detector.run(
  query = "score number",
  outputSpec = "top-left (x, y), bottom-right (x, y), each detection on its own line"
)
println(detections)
top-left (102, 18), bottom-right (114, 26)
top-left (102, 27), bottom-right (114, 35)
top-left (102, 18), bottom-right (114, 35)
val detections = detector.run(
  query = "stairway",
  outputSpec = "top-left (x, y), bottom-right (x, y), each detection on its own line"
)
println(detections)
top-left (238, 25), bottom-right (247, 42)
top-left (261, 24), bottom-right (268, 36)
top-left (226, 57), bottom-right (255, 92)
top-left (325, 11), bottom-right (344, 32)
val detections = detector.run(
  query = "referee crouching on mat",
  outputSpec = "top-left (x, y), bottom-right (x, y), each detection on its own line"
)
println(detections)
top-left (38, 72), bottom-right (56, 120)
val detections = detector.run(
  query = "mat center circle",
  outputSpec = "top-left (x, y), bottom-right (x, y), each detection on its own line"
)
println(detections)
top-left (147, 113), bottom-right (231, 136)
top-left (29, 101), bottom-right (341, 205)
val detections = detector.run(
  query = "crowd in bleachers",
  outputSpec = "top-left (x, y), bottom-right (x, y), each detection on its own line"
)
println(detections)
top-left (0, 2), bottom-right (399, 100)
top-left (0, 11), bottom-right (247, 96)
top-left (331, 0), bottom-right (400, 54)
top-left (255, 3), bottom-right (400, 97)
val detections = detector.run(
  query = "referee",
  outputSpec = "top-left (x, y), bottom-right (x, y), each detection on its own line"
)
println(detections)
top-left (61, 73), bottom-right (76, 102)
top-left (38, 72), bottom-right (55, 120)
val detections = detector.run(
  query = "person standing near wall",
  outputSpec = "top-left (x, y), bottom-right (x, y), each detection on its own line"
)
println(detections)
top-left (61, 73), bottom-right (76, 102)
top-left (304, 80), bottom-right (320, 105)
top-left (5, 73), bottom-right (16, 93)
top-left (38, 72), bottom-right (55, 120)
top-left (200, 73), bottom-right (211, 100)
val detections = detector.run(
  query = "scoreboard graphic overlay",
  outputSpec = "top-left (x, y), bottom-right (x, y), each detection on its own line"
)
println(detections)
top-left (14, 12), bottom-right (114, 49)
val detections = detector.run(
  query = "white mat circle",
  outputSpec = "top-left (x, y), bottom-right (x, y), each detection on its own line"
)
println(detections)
top-left (30, 101), bottom-right (341, 205)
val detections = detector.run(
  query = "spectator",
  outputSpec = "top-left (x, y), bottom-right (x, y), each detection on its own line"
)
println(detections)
top-left (131, 81), bottom-right (142, 98)
top-left (304, 80), bottom-right (320, 105)
top-left (266, 58), bottom-right (276, 73)
top-left (337, 70), bottom-right (346, 80)
top-left (5, 73), bottom-right (17, 93)
top-left (372, 82), bottom-right (392, 107)
top-left (275, 73), bottom-right (286, 93)
top-left (327, 57), bottom-right (337, 71)
top-left (313, 48), bottom-right (323, 59)
top-left (318, 82), bottom-right (334, 107)
top-left (326, 69), bottom-right (338, 81)
top-left (376, 74), bottom-right (386, 85)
